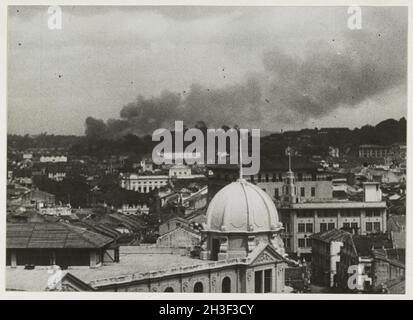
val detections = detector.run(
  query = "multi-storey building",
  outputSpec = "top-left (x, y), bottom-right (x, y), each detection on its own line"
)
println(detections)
top-left (207, 157), bottom-right (333, 202)
top-left (358, 143), bottom-right (406, 160)
top-left (207, 157), bottom-right (387, 260)
top-left (279, 174), bottom-right (386, 259)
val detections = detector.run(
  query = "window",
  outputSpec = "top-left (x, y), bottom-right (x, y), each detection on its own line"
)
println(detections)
top-left (264, 269), bottom-right (272, 293)
top-left (306, 238), bottom-right (312, 248)
top-left (311, 187), bottom-right (316, 197)
top-left (320, 223), bottom-right (327, 233)
top-left (328, 223), bottom-right (335, 230)
top-left (300, 187), bottom-right (305, 197)
top-left (298, 238), bottom-right (306, 248)
top-left (366, 222), bottom-right (373, 232)
top-left (366, 209), bottom-right (380, 217)
top-left (194, 282), bottom-right (203, 293)
top-left (255, 271), bottom-right (263, 293)
top-left (351, 223), bottom-right (358, 230)
top-left (374, 222), bottom-right (381, 232)
top-left (343, 222), bottom-right (350, 229)
top-left (274, 188), bottom-right (279, 198)
top-left (265, 174), bottom-right (269, 182)
top-left (298, 223), bottom-right (305, 233)
top-left (305, 223), bottom-right (313, 233)
top-left (222, 277), bottom-right (231, 293)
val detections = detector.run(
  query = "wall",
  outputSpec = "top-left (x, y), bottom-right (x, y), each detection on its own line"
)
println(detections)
top-left (156, 227), bottom-right (201, 248)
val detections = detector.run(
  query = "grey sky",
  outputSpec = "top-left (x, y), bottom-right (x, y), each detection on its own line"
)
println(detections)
top-left (7, 6), bottom-right (407, 135)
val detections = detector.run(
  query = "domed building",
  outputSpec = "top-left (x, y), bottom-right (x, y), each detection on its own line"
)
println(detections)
top-left (201, 178), bottom-right (286, 260)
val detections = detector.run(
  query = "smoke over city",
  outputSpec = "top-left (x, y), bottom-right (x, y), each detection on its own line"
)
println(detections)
top-left (85, 18), bottom-right (406, 139)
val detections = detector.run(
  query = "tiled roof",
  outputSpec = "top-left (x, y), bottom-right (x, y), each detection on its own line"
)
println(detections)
top-left (310, 229), bottom-right (351, 243)
top-left (7, 222), bottom-right (114, 249)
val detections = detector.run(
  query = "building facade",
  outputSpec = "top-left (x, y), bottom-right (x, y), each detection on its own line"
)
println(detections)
top-left (120, 173), bottom-right (169, 193)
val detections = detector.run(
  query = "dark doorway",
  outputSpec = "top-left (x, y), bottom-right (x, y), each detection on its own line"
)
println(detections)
top-left (211, 239), bottom-right (220, 261)
top-left (255, 271), bottom-right (263, 293)
top-left (194, 282), bottom-right (204, 293)
top-left (222, 277), bottom-right (231, 293)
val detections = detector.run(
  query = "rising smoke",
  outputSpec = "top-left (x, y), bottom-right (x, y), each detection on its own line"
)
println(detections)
top-left (85, 11), bottom-right (407, 139)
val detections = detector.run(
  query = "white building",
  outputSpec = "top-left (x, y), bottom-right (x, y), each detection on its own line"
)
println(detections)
top-left (169, 164), bottom-right (192, 178)
top-left (39, 205), bottom-right (72, 216)
top-left (40, 155), bottom-right (68, 163)
top-left (117, 203), bottom-right (150, 216)
top-left (48, 171), bottom-right (66, 182)
top-left (120, 173), bottom-right (169, 193)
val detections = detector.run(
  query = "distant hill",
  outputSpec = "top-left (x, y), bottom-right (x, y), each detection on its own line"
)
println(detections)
top-left (7, 118), bottom-right (406, 159)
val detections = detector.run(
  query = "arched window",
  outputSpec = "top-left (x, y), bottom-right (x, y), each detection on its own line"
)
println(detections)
top-left (194, 282), bottom-right (204, 293)
top-left (164, 287), bottom-right (174, 292)
top-left (222, 276), bottom-right (231, 293)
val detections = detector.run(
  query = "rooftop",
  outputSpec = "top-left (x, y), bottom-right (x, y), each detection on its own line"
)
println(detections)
top-left (6, 243), bottom-right (284, 291)
top-left (7, 222), bottom-right (114, 249)
top-left (310, 229), bottom-right (351, 243)
top-left (289, 201), bottom-right (386, 209)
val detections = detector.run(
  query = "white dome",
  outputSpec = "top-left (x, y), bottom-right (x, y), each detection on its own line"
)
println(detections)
top-left (205, 179), bottom-right (282, 233)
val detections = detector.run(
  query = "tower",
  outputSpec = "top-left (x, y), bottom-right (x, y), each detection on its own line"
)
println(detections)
top-left (282, 147), bottom-right (298, 204)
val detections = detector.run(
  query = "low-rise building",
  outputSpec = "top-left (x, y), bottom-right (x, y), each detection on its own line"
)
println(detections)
top-left (169, 164), bottom-right (192, 178)
top-left (387, 215), bottom-right (406, 249)
top-left (120, 173), bottom-right (169, 193)
top-left (39, 155), bottom-right (68, 163)
top-left (310, 229), bottom-right (351, 287)
top-left (336, 234), bottom-right (403, 293)
top-left (6, 222), bottom-right (115, 268)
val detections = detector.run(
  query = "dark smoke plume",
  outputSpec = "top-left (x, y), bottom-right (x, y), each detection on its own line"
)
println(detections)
top-left (85, 12), bottom-right (406, 138)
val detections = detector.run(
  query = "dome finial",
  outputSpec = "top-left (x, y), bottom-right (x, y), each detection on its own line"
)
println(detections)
top-left (239, 132), bottom-right (243, 180)
top-left (287, 146), bottom-right (292, 172)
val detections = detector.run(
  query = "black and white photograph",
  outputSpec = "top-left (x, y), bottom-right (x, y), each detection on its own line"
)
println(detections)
top-left (2, 2), bottom-right (409, 297)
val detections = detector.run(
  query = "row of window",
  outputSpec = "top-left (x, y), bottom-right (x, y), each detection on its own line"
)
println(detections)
top-left (297, 222), bottom-right (381, 233)
top-left (163, 277), bottom-right (231, 293)
top-left (250, 173), bottom-right (328, 183)
top-left (295, 209), bottom-right (382, 218)
top-left (163, 271), bottom-right (275, 293)
top-left (271, 186), bottom-right (316, 198)
top-left (130, 180), bottom-right (167, 185)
